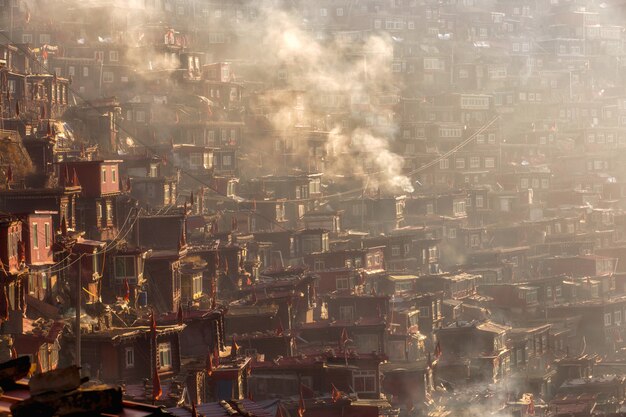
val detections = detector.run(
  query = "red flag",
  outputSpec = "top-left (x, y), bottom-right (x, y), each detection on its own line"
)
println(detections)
top-left (60, 216), bottom-right (68, 236)
top-left (210, 278), bottom-right (217, 309)
top-left (15, 101), bottom-right (19, 117)
top-left (177, 303), bottom-right (184, 325)
top-left (72, 169), bottom-right (80, 187)
top-left (340, 328), bottom-right (350, 348)
top-left (213, 345), bottom-right (220, 367)
top-left (206, 349), bottom-right (213, 376)
top-left (10, 346), bottom-right (17, 359)
top-left (435, 341), bottom-right (442, 358)
top-left (214, 251), bottom-right (220, 270)
top-left (231, 216), bottom-right (238, 231)
top-left (301, 383), bottom-right (315, 399)
top-left (247, 390), bottom-right (254, 401)
top-left (123, 278), bottom-right (130, 302)
top-left (276, 319), bottom-right (284, 336)
top-left (191, 403), bottom-right (198, 417)
top-left (150, 310), bottom-right (162, 401)
top-left (331, 384), bottom-right (341, 403)
top-left (0, 284), bottom-right (9, 322)
top-left (179, 226), bottom-right (186, 250)
top-left (230, 336), bottom-right (239, 358)
top-left (190, 191), bottom-right (194, 205)
top-left (6, 166), bottom-right (13, 183)
top-left (527, 395), bottom-right (535, 415)
top-left (298, 384), bottom-right (306, 417)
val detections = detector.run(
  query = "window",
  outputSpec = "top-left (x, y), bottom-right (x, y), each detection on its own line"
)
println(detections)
top-left (440, 159), bottom-right (449, 169)
top-left (109, 51), bottom-right (119, 62)
top-left (616, 310), bottom-right (622, 325)
top-left (102, 168), bottom-right (107, 183)
top-left (102, 71), bottom-right (113, 83)
top-left (521, 178), bottom-right (529, 189)
top-left (485, 157), bottom-right (495, 168)
top-left (555, 286), bottom-right (562, 297)
top-left (83, 67), bottom-right (89, 77)
top-left (547, 287), bottom-right (552, 299)
top-left (22, 34), bottom-right (33, 43)
top-left (192, 274), bottom-right (202, 297)
top-left (106, 202), bottom-right (113, 221)
top-left (115, 256), bottom-right (136, 280)
top-left (158, 343), bottom-right (172, 369)
top-left (136, 111), bottom-right (145, 123)
top-left (469, 156), bottom-right (480, 169)
top-left (320, 8), bottom-right (327, 16)
top-left (32, 224), bottom-right (39, 249)
top-left (125, 347), bottom-right (135, 368)
top-left (314, 260), bottom-right (325, 271)
top-left (426, 204), bottom-right (434, 215)
top-left (455, 158), bottom-right (465, 169)
top-left (424, 58), bottom-right (442, 70)
top-left (190, 154), bottom-right (203, 167)
top-left (68, 66), bottom-right (75, 76)
top-left (476, 195), bottom-right (484, 208)
top-left (448, 228), bottom-right (457, 238)
top-left (336, 276), bottom-right (350, 290)
top-left (39, 34), bottom-right (51, 44)
top-left (353, 370), bottom-right (376, 393)
top-left (209, 33), bottom-right (225, 44)
top-left (339, 305), bottom-right (354, 321)
top-left (419, 306), bottom-right (430, 317)
top-left (112, 168), bottom-right (116, 183)
top-left (605, 313), bottom-right (612, 327)
top-left (336, 7), bottom-right (344, 16)
top-left (44, 223), bottom-right (50, 248)
top-left (453, 201), bottom-right (466, 216)
top-left (223, 155), bottom-right (232, 167)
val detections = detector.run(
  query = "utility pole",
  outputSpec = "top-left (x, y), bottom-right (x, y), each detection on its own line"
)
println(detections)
top-left (75, 253), bottom-right (81, 369)
top-left (9, 1), bottom-right (13, 41)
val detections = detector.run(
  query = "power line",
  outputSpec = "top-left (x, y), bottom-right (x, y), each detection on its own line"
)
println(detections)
top-left (0, 31), bottom-right (293, 231)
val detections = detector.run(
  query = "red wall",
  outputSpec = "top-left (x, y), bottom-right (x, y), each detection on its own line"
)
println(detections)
top-left (100, 162), bottom-right (121, 195)
top-left (25, 214), bottom-right (54, 266)
top-left (60, 161), bottom-right (120, 198)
